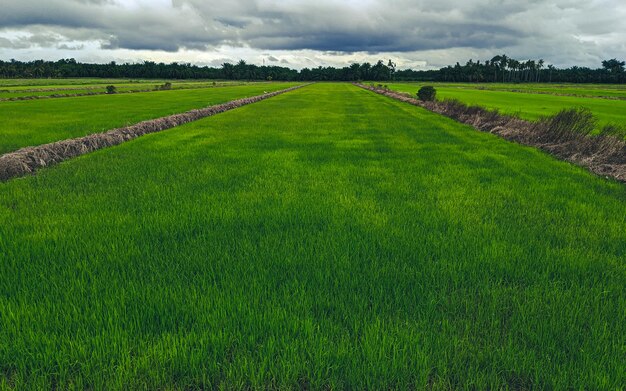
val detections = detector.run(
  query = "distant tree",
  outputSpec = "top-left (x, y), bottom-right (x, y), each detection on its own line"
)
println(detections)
top-left (1, 56), bottom-right (624, 83)
top-left (234, 60), bottom-right (248, 79)
top-left (602, 59), bottom-right (625, 73)
top-left (387, 59), bottom-right (397, 80)
top-left (105, 85), bottom-right (117, 94)
top-left (547, 64), bottom-right (555, 83)
top-left (490, 55), bottom-right (502, 82)
top-left (221, 62), bottom-right (234, 79)
top-left (349, 63), bottom-right (361, 80)
top-left (360, 62), bottom-right (372, 80)
top-left (537, 59), bottom-right (544, 82)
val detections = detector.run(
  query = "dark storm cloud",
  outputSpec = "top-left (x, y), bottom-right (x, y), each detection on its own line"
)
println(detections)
top-left (247, 23), bottom-right (518, 53)
top-left (0, 0), bottom-right (526, 52)
top-left (0, 0), bottom-right (231, 51)
top-left (0, 0), bottom-right (624, 67)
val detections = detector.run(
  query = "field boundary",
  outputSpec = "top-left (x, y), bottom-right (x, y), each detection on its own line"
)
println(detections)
top-left (356, 83), bottom-right (626, 183)
top-left (0, 84), bottom-right (310, 182)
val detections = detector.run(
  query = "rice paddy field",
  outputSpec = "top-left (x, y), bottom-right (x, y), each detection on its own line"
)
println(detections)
top-left (0, 82), bottom-right (625, 389)
top-left (0, 82), bottom-right (297, 154)
top-left (391, 82), bottom-right (626, 99)
top-left (385, 82), bottom-right (626, 132)
top-left (0, 81), bottom-right (253, 99)
top-left (0, 78), bottom-right (221, 87)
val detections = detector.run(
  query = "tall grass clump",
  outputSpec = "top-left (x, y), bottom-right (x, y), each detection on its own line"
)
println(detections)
top-left (533, 107), bottom-right (595, 143)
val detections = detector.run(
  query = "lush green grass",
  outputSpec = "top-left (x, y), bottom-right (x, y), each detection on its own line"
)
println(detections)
top-left (475, 83), bottom-right (626, 99)
top-left (0, 78), bottom-right (217, 87)
top-left (0, 81), bottom-right (249, 98)
top-left (0, 83), bottom-right (624, 389)
top-left (387, 82), bottom-right (626, 99)
top-left (0, 82), bottom-right (297, 154)
top-left (386, 82), bottom-right (626, 130)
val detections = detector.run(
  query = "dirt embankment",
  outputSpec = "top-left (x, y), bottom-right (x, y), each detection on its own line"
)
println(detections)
top-left (356, 84), bottom-right (626, 184)
top-left (0, 84), bottom-right (309, 182)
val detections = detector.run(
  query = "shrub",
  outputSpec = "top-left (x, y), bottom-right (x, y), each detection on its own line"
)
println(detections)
top-left (417, 86), bottom-right (436, 101)
top-left (155, 82), bottom-right (172, 91)
top-left (105, 85), bottom-right (117, 94)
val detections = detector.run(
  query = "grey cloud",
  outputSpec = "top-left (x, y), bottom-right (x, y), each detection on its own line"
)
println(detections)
top-left (0, 0), bottom-right (624, 68)
top-left (207, 58), bottom-right (235, 67)
top-left (57, 43), bottom-right (85, 50)
top-left (0, 37), bottom-right (31, 49)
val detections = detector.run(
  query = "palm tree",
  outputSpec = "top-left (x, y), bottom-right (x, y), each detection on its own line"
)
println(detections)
top-left (234, 59), bottom-right (248, 79)
top-left (221, 63), bottom-right (234, 79)
top-left (547, 64), bottom-right (555, 83)
top-left (499, 55), bottom-right (509, 82)
top-left (387, 59), bottom-right (396, 80)
top-left (507, 59), bottom-right (517, 82)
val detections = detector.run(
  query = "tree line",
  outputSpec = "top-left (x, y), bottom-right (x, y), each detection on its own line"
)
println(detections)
top-left (396, 56), bottom-right (626, 83)
top-left (0, 56), bottom-right (624, 83)
top-left (0, 58), bottom-right (395, 81)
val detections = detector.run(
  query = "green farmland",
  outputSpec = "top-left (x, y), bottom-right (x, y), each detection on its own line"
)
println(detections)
top-left (0, 78), bottom-right (209, 87)
top-left (385, 82), bottom-right (626, 131)
top-left (0, 83), bottom-right (624, 389)
top-left (390, 82), bottom-right (626, 99)
top-left (0, 82), bottom-right (297, 154)
top-left (0, 81), bottom-right (251, 99)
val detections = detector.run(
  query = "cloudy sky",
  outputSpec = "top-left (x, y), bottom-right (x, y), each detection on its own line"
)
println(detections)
top-left (1, 0), bottom-right (625, 70)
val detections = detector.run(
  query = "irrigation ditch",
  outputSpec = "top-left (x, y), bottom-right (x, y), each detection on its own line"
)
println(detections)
top-left (356, 83), bottom-right (626, 183)
top-left (0, 84), bottom-right (310, 182)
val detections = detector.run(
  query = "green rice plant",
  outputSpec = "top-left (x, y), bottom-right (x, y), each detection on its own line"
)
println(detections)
top-left (0, 82), bottom-right (298, 154)
top-left (385, 82), bottom-right (626, 135)
top-left (0, 83), bottom-right (624, 389)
